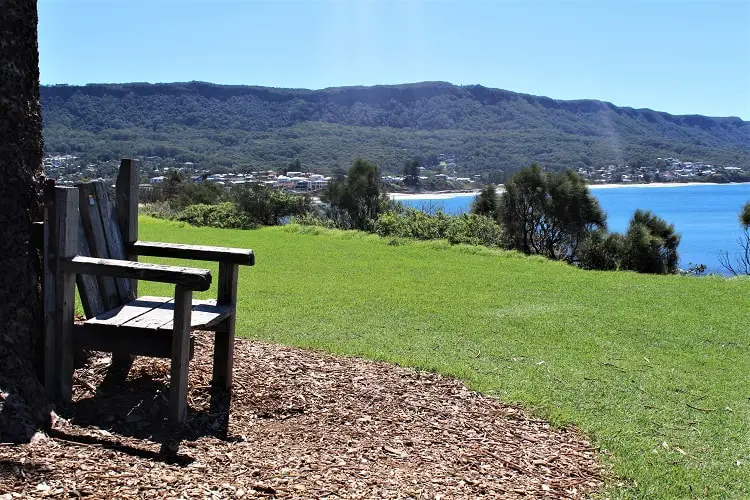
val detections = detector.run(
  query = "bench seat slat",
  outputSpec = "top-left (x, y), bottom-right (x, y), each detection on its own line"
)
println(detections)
top-left (85, 296), bottom-right (172, 326)
top-left (84, 298), bottom-right (233, 330)
top-left (158, 299), bottom-right (234, 331)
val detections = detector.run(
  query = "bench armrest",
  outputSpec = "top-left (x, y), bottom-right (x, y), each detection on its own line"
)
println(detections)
top-left (60, 256), bottom-right (212, 291)
top-left (129, 241), bottom-right (255, 266)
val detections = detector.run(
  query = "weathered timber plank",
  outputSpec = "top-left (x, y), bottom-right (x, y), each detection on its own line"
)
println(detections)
top-left (85, 296), bottom-right (173, 326)
top-left (60, 256), bottom-right (212, 291)
top-left (130, 241), bottom-right (255, 266)
top-left (77, 182), bottom-right (120, 309)
top-left (74, 324), bottom-right (195, 359)
top-left (93, 181), bottom-right (134, 302)
top-left (54, 186), bottom-right (79, 401)
top-left (75, 217), bottom-right (106, 318)
top-left (170, 286), bottom-right (192, 426)
top-left (123, 300), bottom-right (175, 330)
top-left (43, 180), bottom-right (57, 399)
top-left (156, 299), bottom-right (234, 330)
top-left (115, 159), bottom-right (139, 296)
top-left (213, 262), bottom-right (239, 389)
top-left (115, 159), bottom-right (138, 245)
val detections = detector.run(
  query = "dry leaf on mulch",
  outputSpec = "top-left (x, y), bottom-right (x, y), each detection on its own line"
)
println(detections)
top-left (0, 332), bottom-right (603, 498)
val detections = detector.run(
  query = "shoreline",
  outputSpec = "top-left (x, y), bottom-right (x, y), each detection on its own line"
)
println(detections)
top-left (389, 181), bottom-right (750, 200)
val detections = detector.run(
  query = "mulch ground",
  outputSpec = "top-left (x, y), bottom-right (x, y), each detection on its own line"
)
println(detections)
top-left (0, 333), bottom-right (603, 498)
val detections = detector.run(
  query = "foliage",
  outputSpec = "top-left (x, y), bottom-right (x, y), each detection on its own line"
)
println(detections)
top-left (471, 184), bottom-right (499, 219)
top-left (175, 202), bottom-right (255, 229)
top-left (172, 181), bottom-right (225, 210)
top-left (292, 212), bottom-right (339, 229)
top-left (719, 201), bottom-right (750, 275)
top-left (444, 213), bottom-right (504, 247)
top-left (577, 229), bottom-right (624, 271)
top-left (620, 209), bottom-right (681, 274)
top-left (402, 158), bottom-right (421, 189)
top-left (41, 82), bottom-right (750, 175)
top-left (137, 217), bottom-right (750, 498)
top-left (372, 208), bottom-right (452, 240)
top-left (741, 201), bottom-right (750, 227)
top-left (322, 158), bottom-right (392, 230)
top-left (139, 201), bottom-right (180, 220)
top-left (499, 165), bottom-right (606, 262)
top-left (231, 183), bottom-right (311, 226)
top-left (372, 208), bottom-right (503, 248)
top-left (141, 175), bottom-right (225, 210)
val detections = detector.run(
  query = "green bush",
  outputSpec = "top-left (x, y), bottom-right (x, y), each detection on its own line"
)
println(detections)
top-left (445, 213), bottom-right (504, 247)
top-left (140, 202), bottom-right (180, 220)
top-left (372, 208), bottom-right (452, 240)
top-left (621, 209), bottom-right (680, 274)
top-left (372, 209), bottom-right (503, 247)
top-left (176, 202), bottom-right (256, 229)
top-left (293, 212), bottom-right (338, 229)
top-left (232, 184), bottom-right (311, 226)
top-left (578, 229), bottom-right (624, 271)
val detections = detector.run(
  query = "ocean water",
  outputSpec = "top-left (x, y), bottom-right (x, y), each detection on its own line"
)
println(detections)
top-left (398, 184), bottom-right (750, 274)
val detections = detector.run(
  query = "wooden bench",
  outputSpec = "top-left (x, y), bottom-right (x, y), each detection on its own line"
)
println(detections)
top-left (44, 159), bottom-right (254, 426)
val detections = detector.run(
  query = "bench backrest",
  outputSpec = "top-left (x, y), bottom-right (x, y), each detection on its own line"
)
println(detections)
top-left (75, 159), bottom-right (139, 317)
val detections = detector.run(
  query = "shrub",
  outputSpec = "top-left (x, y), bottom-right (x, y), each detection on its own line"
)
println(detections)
top-left (232, 184), bottom-right (311, 226)
top-left (293, 212), bottom-right (338, 229)
top-left (621, 209), bottom-right (680, 274)
top-left (140, 201), bottom-right (180, 220)
top-left (176, 202), bottom-right (256, 229)
top-left (322, 158), bottom-right (391, 230)
top-left (372, 208), bottom-right (452, 240)
top-left (171, 181), bottom-right (225, 210)
top-left (372, 209), bottom-right (503, 248)
top-left (446, 213), bottom-right (504, 247)
top-left (471, 184), bottom-right (499, 219)
top-left (578, 229), bottom-right (624, 271)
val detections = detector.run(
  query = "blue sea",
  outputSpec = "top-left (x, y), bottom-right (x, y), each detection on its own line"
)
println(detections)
top-left (398, 184), bottom-right (750, 275)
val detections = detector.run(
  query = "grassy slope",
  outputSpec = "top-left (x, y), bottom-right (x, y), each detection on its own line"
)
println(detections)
top-left (137, 217), bottom-right (750, 498)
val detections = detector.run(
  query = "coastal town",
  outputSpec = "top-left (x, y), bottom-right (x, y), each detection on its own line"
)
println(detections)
top-left (44, 152), bottom-right (750, 192)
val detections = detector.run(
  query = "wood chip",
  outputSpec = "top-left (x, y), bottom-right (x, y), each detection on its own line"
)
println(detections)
top-left (0, 332), bottom-right (603, 498)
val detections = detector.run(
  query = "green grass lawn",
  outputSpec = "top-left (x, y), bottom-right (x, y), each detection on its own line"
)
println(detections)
top-left (137, 217), bottom-right (750, 498)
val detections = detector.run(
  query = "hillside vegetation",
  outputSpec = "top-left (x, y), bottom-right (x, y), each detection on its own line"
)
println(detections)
top-left (136, 217), bottom-right (750, 498)
top-left (42, 81), bottom-right (750, 174)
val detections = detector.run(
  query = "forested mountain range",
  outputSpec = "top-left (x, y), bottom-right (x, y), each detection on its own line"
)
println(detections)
top-left (41, 81), bottom-right (750, 175)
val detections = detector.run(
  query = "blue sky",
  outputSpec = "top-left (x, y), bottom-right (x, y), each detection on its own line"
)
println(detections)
top-left (39, 1), bottom-right (750, 119)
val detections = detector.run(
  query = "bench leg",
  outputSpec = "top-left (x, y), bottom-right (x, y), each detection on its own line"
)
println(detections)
top-left (213, 262), bottom-right (238, 390)
top-left (57, 272), bottom-right (76, 401)
top-left (212, 317), bottom-right (235, 389)
top-left (169, 285), bottom-right (192, 427)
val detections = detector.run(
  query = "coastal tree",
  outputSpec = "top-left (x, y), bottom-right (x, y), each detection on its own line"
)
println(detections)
top-left (719, 201), bottom-right (750, 275)
top-left (232, 183), bottom-right (311, 226)
top-left (403, 159), bottom-right (421, 189)
top-left (323, 158), bottom-right (390, 230)
top-left (578, 229), bottom-right (624, 271)
top-left (0, 0), bottom-right (49, 442)
top-left (499, 164), bottom-right (606, 262)
top-left (621, 209), bottom-right (680, 274)
top-left (471, 184), bottom-right (499, 220)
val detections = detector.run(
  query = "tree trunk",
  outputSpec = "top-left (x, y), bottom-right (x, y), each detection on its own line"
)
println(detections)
top-left (0, 0), bottom-right (48, 442)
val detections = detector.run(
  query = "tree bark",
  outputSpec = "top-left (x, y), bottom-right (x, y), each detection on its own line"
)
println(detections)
top-left (0, 0), bottom-right (48, 442)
